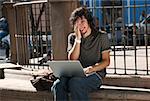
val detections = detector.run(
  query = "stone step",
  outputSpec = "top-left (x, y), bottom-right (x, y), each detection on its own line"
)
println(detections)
top-left (0, 78), bottom-right (150, 101)
top-left (0, 63), bottom-right (22, 69)
top-left (104, 74), bottom-right (150, 88)
top-left (4, 69), bottom-right (34, 80)
top-left (0, 63), bottom-right (22, 79)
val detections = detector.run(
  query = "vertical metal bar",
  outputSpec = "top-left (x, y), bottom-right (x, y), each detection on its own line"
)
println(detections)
top-left (39, 3), bottom-right (44, 57)
top-left (35, 4), bottom-right (40, 69)
top-left (133, 0), bottom-right (137, 75)
top-left (89, 0), bottom-right (92, 12)
top-left (28, 5), bottom-right (33, 60)
top-left (45, 3), bottom-right (48, 57)
top-left (22, 5), bottom-right (27, 64)
top-left (27, 6), bottom-right (31, 68)
top-left (38, 4), bottom-right (43, 67)
top-left (34, 4), bottom-right (39, 63)
top-left (29, 4), bottom-right (36, 69)
top-left (48, 1), bottom-right (53, 60)
top-left (20, 6), bottom-right (24, 64)
top-left (83, 0), bottom-right (86, 6)
top-left (114, 6), bottom-right (117, 41)
top-left (39, 4), bottom-right (44, 70)
top-left (22, 5), bottom-right (29, 65)
top-left (32, 4), bottom-right (36, 69)
top-left (112, 0), bottom-right (117, 74)
top-left (19, 7), bottom-right (25, 64)
top-left (25, 6), bottom-right (30, 66)
top-left (29, 4), bottom-right (35, 68)
top-left (15, 7), bottom-right (19, 65)
top-left (127, 0), bottom-right (130, 24)
top-left (19, 7), bottom-right (24, 64)
top-left (122, 0), bottom-right (127, 74)
top-left (102, 3), bottom-right (105, 28)
top-left (93, 0), bottom-right (96, 17)
top-left (144, 0), bottom-right (149, 75)
top-left (45, 2), bottom-right (50, 56)
top-left (127, 5), bottom-right (130, 46)
top-left (127, 0), bottom-right (130, 45)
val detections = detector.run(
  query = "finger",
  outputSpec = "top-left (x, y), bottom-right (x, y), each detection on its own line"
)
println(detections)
top-left (83, 68), bottom-right (89, 74)
top-left (77, 19), bottom-right (82, 28)
top-left (74, 23), bottom-right (78, 32)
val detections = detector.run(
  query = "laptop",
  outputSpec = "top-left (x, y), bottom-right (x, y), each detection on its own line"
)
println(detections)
top-left (47, 60), bottom-right (85, 78)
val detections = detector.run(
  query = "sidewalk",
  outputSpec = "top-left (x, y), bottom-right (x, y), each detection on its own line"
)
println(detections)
top-left (108, 46), bottom-right (150, 75)
top-left (0, 78), bottom-right (36, 92)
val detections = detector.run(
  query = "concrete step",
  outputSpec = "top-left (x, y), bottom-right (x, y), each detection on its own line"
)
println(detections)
top-left (4, 69), bottom-right (34, 80)
top-left (0, 78), bottom-right (150, 101)
top-left (0, 78), bottom-right (36, 92)
top-left (104, 74), bottom-right (150, 88)
top-left (90, 86), bottom-right (150, 101)
top-left (0, 63), bottom-right (22, 79)
top-left (4, 68), bottom-right (150, 89)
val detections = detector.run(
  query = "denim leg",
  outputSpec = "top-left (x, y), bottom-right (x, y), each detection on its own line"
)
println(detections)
top-left (51, 77), bottom-right (70, 101)
top-left (68, 74), bottom-right (102, 101)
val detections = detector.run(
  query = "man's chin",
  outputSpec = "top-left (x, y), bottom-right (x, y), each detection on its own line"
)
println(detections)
top-left (81, 31), bottom-right (86, 35)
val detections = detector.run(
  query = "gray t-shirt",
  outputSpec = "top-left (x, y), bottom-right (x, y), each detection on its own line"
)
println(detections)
top-left (67, 30), bottom-right (110, 78)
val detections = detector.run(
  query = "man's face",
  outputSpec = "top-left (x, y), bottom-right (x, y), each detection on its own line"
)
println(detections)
top-left (75, 16), bottom-right (90, 35)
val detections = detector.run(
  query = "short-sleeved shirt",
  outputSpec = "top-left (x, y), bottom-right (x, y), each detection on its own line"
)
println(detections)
top-left (67, 30), bottom-right (111, 78)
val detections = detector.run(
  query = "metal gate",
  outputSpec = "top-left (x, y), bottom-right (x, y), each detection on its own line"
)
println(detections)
top-left (80, 0), bottom-right (150, 75)
top-left (2, 0), bottom-right (150, 75)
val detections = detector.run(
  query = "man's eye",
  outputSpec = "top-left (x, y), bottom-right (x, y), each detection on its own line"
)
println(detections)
top-left (81, 21), bottom-right (85, 23)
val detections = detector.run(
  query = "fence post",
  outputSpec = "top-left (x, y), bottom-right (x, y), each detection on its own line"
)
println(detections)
top-left (14, 5), bottom-right (29, 65)
top-left (2, 2), bottom-right (17, 64)
top-left (48, 0), bottom-right (78, 60)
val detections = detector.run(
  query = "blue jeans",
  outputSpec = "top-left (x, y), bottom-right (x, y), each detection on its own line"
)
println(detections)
top-left (51, 74), bottom-right (102, 101)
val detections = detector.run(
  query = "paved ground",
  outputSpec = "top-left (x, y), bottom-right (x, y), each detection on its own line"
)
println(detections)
top-left (0, 78), bottom-right (36, 92)
top-left (108, 46), bottom-right (150, 75)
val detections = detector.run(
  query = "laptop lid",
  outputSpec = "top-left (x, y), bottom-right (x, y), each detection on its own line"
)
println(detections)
top-left (47, 60), bottom-right (85, 78)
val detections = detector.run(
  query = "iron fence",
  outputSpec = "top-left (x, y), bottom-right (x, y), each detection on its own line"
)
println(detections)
top-left (80, 0), bottom-right (150, 75)
top-left (2, 0), bottom-right (150, 75)
top-left (13, 1), bottom-right (51, 67)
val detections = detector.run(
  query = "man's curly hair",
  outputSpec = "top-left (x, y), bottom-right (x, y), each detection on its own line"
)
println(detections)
top-left (69, 7), bottom-right (95, 30)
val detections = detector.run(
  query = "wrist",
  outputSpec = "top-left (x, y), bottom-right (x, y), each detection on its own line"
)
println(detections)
top-left (88, 66), bottom-right (96, 73)
top-left (91, 66), bottom-right (96, 72)
top-left (75, 38), bottom-right (81, 43)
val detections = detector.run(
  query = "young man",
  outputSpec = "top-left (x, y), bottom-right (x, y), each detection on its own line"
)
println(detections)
top-left (51, 7), bottom-right (110, 101)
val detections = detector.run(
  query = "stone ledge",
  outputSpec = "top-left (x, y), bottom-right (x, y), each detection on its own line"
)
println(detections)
top-left (1, 85), bottom-right (150, 101)
top-left (2, 69), bottom-right (150, 101)
top-left (0, 63), bottom-right (22, 69)
top-left (0, 78), bottom-right (36, 92)
top-left (0, 63), bottom-right (22, 79)
top-left (0, 89), bottom-right (53, 101)
top-left (104, 74), bottom-right (150, 88)
top-left (4, 69), bottom-right (150, 89)
top-left (90, 87), bottom-right (150, 101)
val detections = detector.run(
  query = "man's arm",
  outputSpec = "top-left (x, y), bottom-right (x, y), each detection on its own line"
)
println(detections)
top-left (68, 39), bottom-right (81, 60)
top-left (68, 19), bottom-right (82, 60)
top-left (84, 51), bottom-right (110, 74)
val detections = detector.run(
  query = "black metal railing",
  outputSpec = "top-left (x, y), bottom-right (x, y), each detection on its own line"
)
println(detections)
top-left (2, 0), bottom-right (150, 75)
top-left (80, 0), bottom-right (150, 75)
